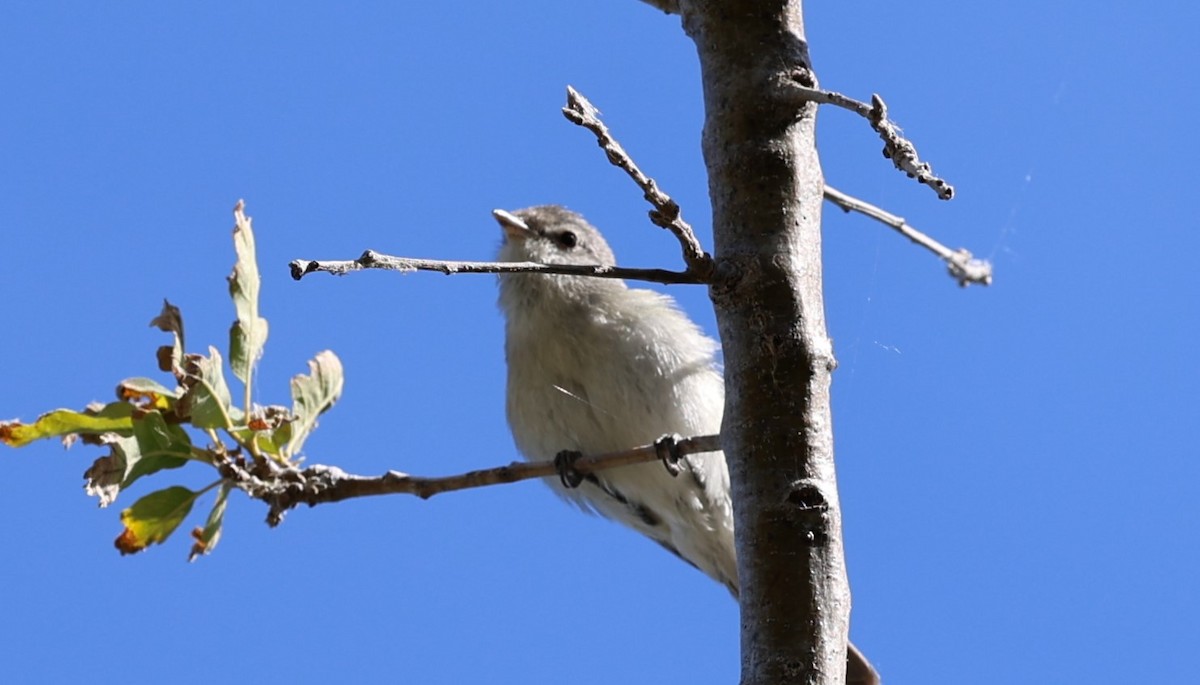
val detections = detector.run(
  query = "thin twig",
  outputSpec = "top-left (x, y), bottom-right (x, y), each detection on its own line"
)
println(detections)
top-left (218, 435), bottom-right (722, 526)
top-left (288, 250), bottom-right (702, 285)
top-left (562, 86), bottom-right (714, 280)
top-left (823, 185), bottom-right (992, 286)
top-left (788, 79), bottom-right (955, 201)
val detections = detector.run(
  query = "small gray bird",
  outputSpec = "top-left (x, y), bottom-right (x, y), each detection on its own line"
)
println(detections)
top-left (494, 205), bottom-right (878, 685)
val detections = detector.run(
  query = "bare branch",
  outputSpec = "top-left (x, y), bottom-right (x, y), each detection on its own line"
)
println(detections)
top-left (217, 435), bottom-right (721, 526)
top-left (288, 250), bottom-right (702, 286)
top-left (787, 79), bottom-right (955, 200)
top-left (823, 185), bottom-right (992, 287)
top-left (562, 86), bottom-right (714, 279)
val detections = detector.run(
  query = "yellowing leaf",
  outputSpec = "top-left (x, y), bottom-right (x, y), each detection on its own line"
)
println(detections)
top-left (1, 403), bottom-right (134, 448)
top-left (117, 377), bottom-right (179, 410)
top-left (115, 486), bottom-right (197, 555)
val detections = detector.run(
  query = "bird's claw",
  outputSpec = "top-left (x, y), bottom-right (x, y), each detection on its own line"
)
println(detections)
top-left (554, 449), bottom-right (586, 489)
top-left (655, 434), bottom-right (683, 477)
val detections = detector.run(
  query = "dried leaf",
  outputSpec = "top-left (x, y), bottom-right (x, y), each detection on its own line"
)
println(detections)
top-left (149, 299), bottom-right (185, 377)
top-left (83, 451), bottom-right (123, 507)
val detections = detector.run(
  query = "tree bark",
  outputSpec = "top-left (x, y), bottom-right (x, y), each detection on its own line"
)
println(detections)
top-left (681, 2), bottom-right (850, 684)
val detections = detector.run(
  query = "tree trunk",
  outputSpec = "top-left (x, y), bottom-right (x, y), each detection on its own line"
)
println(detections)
top-left (682, 2), bottom-right (850, 683)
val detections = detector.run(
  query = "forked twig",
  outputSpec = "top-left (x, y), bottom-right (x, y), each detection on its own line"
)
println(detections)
top-left (788, 78), bottom-right (955, 200)
top-left (563, 86), bottom-right (714, 279)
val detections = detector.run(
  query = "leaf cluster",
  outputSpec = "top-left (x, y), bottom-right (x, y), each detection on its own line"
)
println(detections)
top-left (0, 202), bottom-right (343, 560)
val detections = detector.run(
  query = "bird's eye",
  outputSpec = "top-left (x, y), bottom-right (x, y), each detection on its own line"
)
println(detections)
top-left (556, 231), bottom-right (578, 249)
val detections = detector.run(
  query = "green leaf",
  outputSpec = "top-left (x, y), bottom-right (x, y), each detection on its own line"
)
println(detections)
top-left (149, 299), bottom-right (185, 377)
top-left (114, 486), bottom-right (197, 555)
top-left (286, 350), bottom-right (344, 458)
top-left (229, 405), bottom-right (293, 458)
top-left (82, 411), bottom-right (192, 508)
top-left (176, 346), bottom-right (238, 430)
top-left (257, 420), bottom-right (293, 456)
top-left (126, 410), bottom-right (192, 484)
top-left (227, 201), bottom-right (269, 387)
top-left (1, 402), bottom-right (134, 448)
top-left (189, 482), bottom-right (232, 562)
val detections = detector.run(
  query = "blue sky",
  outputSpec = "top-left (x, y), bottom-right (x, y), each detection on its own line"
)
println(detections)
top-left (2, 3), bottom-right (1196, 683)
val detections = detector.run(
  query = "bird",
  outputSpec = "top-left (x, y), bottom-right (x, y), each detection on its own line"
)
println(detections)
top-left (493, 205), bottom-right (878, 685)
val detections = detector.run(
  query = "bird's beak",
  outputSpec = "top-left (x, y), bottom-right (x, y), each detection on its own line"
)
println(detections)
top-left (493, 209), bottom-right (533, 242)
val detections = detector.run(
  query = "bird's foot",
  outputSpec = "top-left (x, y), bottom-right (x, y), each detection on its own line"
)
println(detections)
top-left (654, 434), bottom-right (683, 477)
top-left (554, 449), bottom-right (586, 489)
